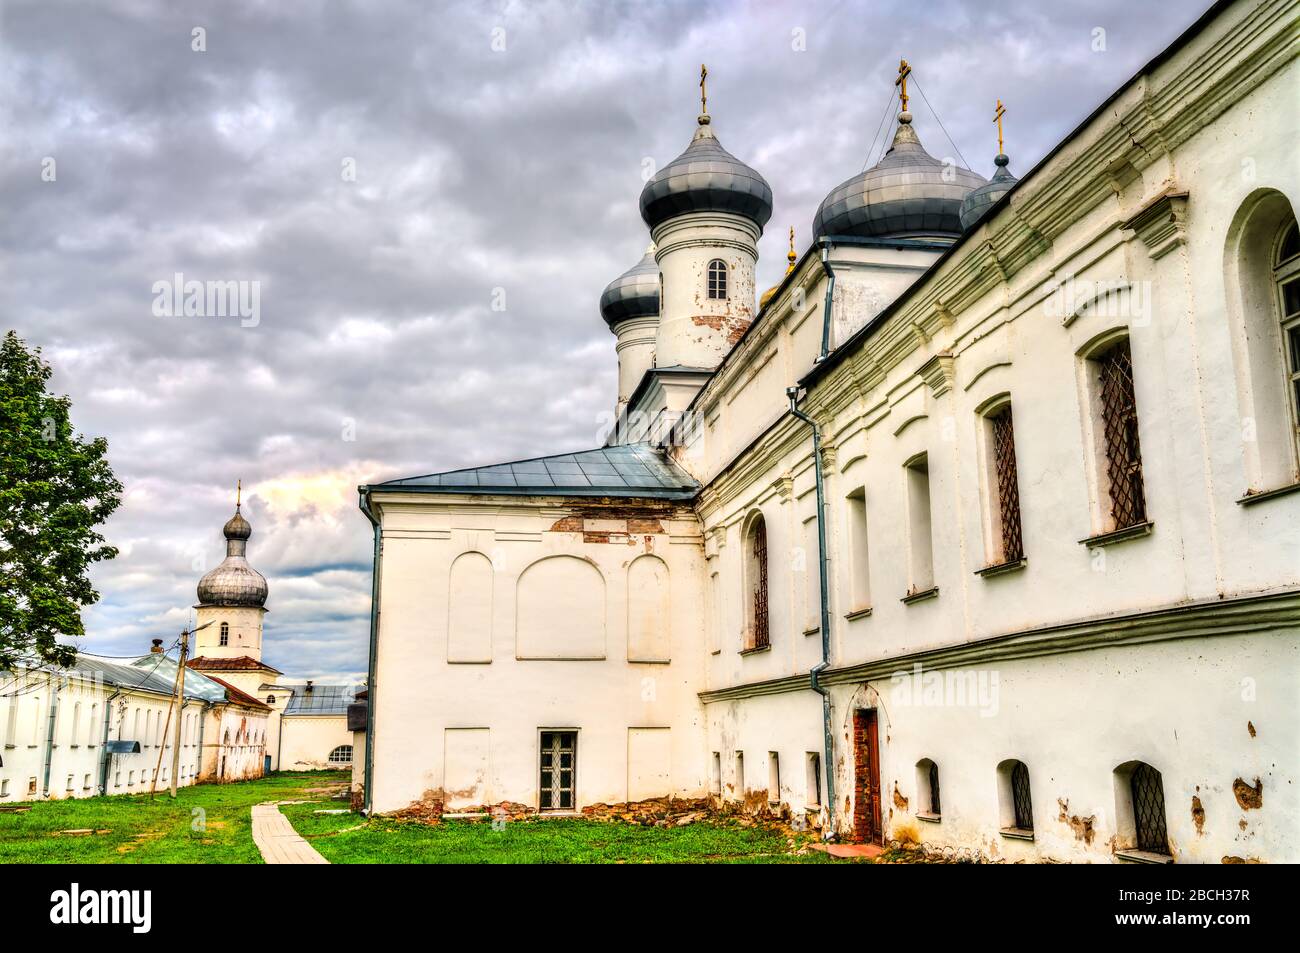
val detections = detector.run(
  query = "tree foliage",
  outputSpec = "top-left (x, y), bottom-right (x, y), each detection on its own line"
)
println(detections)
top-left (1, 330), bottom-right (123, 668)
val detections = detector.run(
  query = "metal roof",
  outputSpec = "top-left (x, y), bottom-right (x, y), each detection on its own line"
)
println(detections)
top-left (600, 246), bottom-right (660, 328)
top-left (282, 683), bottom-right (356, 716)
top-left (640, 119), bottom-right (773, 232)
top-left (372, 442), bottom-right (699, 501)
top-left (813, 115), bottom-right (985, 241)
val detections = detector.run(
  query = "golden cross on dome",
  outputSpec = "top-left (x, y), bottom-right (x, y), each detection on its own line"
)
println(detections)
top-left (994, 99), bottom-right (1007, 154)
top-left (895, 59), bottom-right (912, 112)
top-left (699, 63), bottom-right (708, 116)
top-left (236, 478), bottom-right (242, 511)
top-left (787, 226), bottom-right (797, 269)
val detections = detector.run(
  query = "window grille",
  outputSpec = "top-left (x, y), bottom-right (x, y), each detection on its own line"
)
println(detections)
top-left (991, 405), bottom-right (1023, 562)
top-left (752, 519), bottom-right (769, 649)
top-left (1131, 763), bottom-right (1169, 853)
top-left (328, 745), bottom-right (352, 764)
top-left (707, 259), bottom-right (728, 300)
top-left (539, 731), bottom-right (576, 811)
top-left (1011, 761), bottom-right (1033, 830)
top-left (1098, 340), bottom-right (1147, 528)
top-left (219, 622), bottom-right (229, 646)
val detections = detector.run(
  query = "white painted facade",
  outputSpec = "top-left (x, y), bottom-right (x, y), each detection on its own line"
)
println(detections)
top-left (0, 653), bottom-right (270, 802)
top-left (362, 0), bottom-right (1299, 862)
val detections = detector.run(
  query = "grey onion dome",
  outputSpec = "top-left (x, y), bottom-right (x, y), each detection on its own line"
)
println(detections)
top-left (599, 246), bottom-right (660, 328)
top-left (959, 154), bottom-right (1019, 230)
top-left (813, 113), bottom-right (986, 241)
top-left (196, 506), bottom-right (268, 607)
top-left (222, 510), bottom-right (252, 540)
top-left (639, 119), bottom-right (773, 233)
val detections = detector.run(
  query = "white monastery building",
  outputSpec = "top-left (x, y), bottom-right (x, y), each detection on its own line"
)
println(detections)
top-left (0, 642), bottom-right (271, 802)
top-left (356, 0), bottom-right (1299, 863)
top-left (0, 492), bottom-right (356, 803)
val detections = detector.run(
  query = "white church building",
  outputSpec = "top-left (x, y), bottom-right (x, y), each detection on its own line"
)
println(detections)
top-left (356, 0), bottom-right (1298, 863)
top-left (185, 493), bottom-right (357, 773)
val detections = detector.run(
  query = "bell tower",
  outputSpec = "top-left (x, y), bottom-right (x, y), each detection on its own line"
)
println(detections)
top-left (194, 482), bottom-right (269, 662)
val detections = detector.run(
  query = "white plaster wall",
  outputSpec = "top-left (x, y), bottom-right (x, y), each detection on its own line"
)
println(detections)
top-left (368, 496), bottom-right (708, 813)
top-left (708, 632), bottom-right (1297, 861)
top-left (654, 211), bottom-right (759, 369)
top-left (0, 671), bottom-right (208, 801)
top-left (279, 715), bottom-right (352, 771)
top-left (193, 605), bottom-right (266, 660)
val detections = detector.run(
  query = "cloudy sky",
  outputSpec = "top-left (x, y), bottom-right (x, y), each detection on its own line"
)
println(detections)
top-left (0, 0), bottom-right (1211, 680)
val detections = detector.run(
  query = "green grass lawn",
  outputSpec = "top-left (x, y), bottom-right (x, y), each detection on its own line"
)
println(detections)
top-left (0, 772), bottom-right (842, 864)
top-left (0, 771), bottom-right (347, 864)
top-left (281, 804), bottom-right (833, 864)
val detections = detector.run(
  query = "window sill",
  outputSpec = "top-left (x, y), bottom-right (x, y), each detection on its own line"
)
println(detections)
top-left (844, 606), bottom-right (873, 621)
top-left (802, 625), bottom-right (820, 637)
top-left (901, 587), bottom-right (939, 606)
top-left (975, 557), bottom-right (1027, 578)
top-left (739, 645), bottom-right (772, 657)
top-left (1238, 481), bottom-right (1300, 506)
top-left (999, 827), bottom-right (1035, 841)
top-left (1115, 849), bottom-right (1173, 865)
top-left (917, 812), bottom-right (941, 824)
top-left (1079, 521), bottom-right (1153, 549)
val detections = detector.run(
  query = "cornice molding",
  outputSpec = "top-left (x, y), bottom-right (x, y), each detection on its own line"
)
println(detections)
top-left (699, 588), bottom-right (1300, 703)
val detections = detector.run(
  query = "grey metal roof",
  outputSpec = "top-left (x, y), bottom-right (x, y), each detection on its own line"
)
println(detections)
top-left (196, 506), bottom-right (268, 608)
top-left (282, 683), bottom-right (356, 716)
top-left (600, 246), bottom-right (660, 329)
top-left (813, 114), bottom-right (986, 241)
top-left (959, 154), bottom-right (1019, 230)
top-left (373, 442), bottom-right (699, 500)
top-left (640, 119), bottom-right (773, 232)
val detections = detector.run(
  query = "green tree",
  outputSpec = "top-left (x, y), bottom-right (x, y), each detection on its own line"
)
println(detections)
top-left (1, 330), bottom-right (122, 669)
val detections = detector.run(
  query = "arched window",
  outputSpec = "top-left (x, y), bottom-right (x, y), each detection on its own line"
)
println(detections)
top-left (219, 622), bottom-right (229, 646)
top-left (1274, 219), bottom-right (1300, 454)
top-left (707, 259), bottom-right (728, 300)
top-left (744, 513), bottom-right (769, 650)
top-left (1113, 760), bottom-right (1169, 856)
top-left (266, 695), bottom-right (275, 705)
top-left (1225, 192), bottom-right (1300, 490)
top-left (328, 745), bottom-right (353, 764)
top-left (916, 758), bottom-right (941, 818)
top-left (997, 759), bottom-right (1034, 834)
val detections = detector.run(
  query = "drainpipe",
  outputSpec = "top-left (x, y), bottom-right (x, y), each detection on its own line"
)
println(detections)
top-left (358, 487), bottom-right (383, 816)
top-left (817, 242), bottom-right (836, 362)
top-left (40, 673), bottom-right (62, 798)
top-left (787, 385), bottom-right (837, 840)
top-left (99, 685), bottom-right (123, 794)
top-left (195, 701), bottom-right (208, 781)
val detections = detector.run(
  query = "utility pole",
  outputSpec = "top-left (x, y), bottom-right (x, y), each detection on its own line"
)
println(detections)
top-left (169, 626), bottom-right (190, 797)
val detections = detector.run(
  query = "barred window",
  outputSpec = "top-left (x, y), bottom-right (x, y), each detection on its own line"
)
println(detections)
top-left (998, 759), bottom-right (1034, 832)
top-left (1097, 339), bottom-right (1147, 529)
top-left (1130, 762), bottom-right (1169, 854)
top-left (539, 731), bottom-right (576, 811)
top-left (328, 745), bottom-right (353, 764)
top-left (989, 404), bottom-right (1024, 563)
top-left (746, 514), bottom-right (770, 650)
top-left (707, 259), bottom-right (728, 300)
top-left (1275, 220), bottom-right (1300, 454)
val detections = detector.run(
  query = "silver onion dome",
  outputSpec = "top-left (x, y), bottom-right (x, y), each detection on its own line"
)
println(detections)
top-left (639, 118), bottom-right (773, 233)
top-left (959, 154), bottom-right (1019, 230)
top-left (197, 504), bottom-right (268, 608)
top-left (600, 246), bottom-right (660, 329)
top-left (813, 112), bottom-right (986, 241)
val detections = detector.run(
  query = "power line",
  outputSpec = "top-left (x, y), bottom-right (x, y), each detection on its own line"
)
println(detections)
top-left (863, 85), bottom-right (899, 173)
top-left (912, 76), bottom-right (970, 170)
